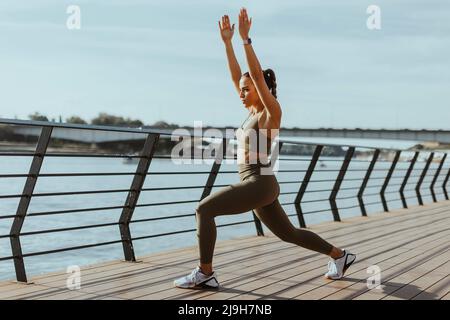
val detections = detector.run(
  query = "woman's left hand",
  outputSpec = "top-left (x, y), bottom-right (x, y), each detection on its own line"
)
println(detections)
top-left (238, 7), bottom-right (252, 40)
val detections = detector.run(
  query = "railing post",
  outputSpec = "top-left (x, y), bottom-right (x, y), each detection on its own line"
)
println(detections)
top-left (380, 151), bottom-right (401, 212)
top-left (294, 145), bottom-right (323, 228)
top-left (443, 167), bottom-right (450, 200)
top-left (399, 151), bottom-right (419, 209)
top-left (430, 154), bottom-right (447, 202)
top-left (10, 126), bottom-right (53, 283)
top-left (119, 133), bottom-right (159, 262)
top-left (329, 147), bottom-right (355, 222)
top-left (357, 149), bottom-right (380, 217)
top-left (416, 152), bottom-right (434, 206)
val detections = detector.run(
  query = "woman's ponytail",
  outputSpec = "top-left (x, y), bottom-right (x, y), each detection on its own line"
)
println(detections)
top-left (263, 69), bottom-right (277, 99)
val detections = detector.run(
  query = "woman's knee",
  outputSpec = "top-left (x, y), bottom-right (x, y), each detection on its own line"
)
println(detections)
top-left (196, 199), bottom-right (213, 219)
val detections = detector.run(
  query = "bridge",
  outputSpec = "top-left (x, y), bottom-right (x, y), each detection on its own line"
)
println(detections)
top-left (4, 118), bottom-right (450, 144)
top-left (0, 118), bottom-right (449, 300)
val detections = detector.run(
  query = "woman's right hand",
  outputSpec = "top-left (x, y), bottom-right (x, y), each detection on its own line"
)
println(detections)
top-left (219, 15), bottom-right (234, 42)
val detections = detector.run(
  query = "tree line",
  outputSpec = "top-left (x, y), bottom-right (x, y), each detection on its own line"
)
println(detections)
top-left (27, 112), bottom-right (179, 129)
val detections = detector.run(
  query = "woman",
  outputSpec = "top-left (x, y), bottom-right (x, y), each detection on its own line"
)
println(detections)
top-left (174, 8), bottom-right (356, 289)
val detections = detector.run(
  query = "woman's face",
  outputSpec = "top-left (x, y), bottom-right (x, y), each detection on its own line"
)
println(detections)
top-left (239, 76), bottom-right (259, 108)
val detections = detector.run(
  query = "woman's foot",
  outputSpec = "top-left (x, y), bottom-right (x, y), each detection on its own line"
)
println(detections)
top-left (173, 266), bottom-right (219, 289)
top-left (324, 250), bottom-right (356, 280)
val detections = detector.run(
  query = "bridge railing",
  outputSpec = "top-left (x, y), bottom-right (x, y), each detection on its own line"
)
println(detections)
top-left (0, 118), bottom-right (449, 283)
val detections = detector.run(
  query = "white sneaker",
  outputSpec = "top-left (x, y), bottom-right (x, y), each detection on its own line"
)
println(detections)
top-left (324, 250), bottom-right (356, 280)
top-left (173, 266), bottom-right (219, 289)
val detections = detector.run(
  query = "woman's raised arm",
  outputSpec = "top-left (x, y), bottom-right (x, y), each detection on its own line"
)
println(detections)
top-left (239, 8), bottom-right (282, 121)
top-left (219, 15), bottom-right (242, 95)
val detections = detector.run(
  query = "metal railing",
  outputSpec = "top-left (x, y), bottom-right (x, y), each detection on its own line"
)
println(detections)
top-left (0, 118), bottom-right (449, 282)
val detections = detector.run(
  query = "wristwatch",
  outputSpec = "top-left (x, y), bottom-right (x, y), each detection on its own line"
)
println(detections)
top-left (243, 38), bottom-right (252, 45)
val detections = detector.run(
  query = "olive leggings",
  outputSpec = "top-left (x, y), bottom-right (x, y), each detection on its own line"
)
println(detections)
top-left (196, 164), bottom-right (334, 264)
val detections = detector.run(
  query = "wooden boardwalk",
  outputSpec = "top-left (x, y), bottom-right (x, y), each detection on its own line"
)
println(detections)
top-left (1, 200), bottom-right (449, 300)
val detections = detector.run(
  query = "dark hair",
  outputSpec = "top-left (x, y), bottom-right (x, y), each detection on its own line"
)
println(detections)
top-left (243, 69), bottom-right (277, 99)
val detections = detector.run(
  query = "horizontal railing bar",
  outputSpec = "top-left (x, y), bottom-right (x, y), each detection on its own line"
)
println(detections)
top-left (39, 172), bottom-right (137, 177)
top-left (303, 189), bottom-right (333, 193)
top-left (0, 152), bottom-right (146, 159)
top-left (363, 191), bottom-right (393, 197)
top-left (135, 199), bottom-right (199, 207)
top-left (131, 229), bottom-right (197, 241)
top-left (364, 195), bottom-right (416, 206)
top-left (274, 169), bottom-right (308, 173)
top-left (140, 185), bottom-right (205, 191)
top-left (339, 186), bottom-right (365, 191)
top-left (130, 213), bottom-right (196, 224)
top-left (0, 152), bottom-right (36, 157)
top-left (7, 183), bottom-right (242, 197)
top-left (300, 198), bottom-right (330, 204)
top-left (147, 171), bottom-right (223, 175)
top-left (0, 174), bottom-right (29, 178)
top-left (0, 215), bottom-right (17, 220)
top-left (279, 191), bottom-right (299, 196)
top-left (337, 204), bottom-right (361, 210)
top-left (280, 201), bottom-right (295, 206)
top-left (278, 157), bottom-right (426, 163)
top-left (363, 201), bottom-right (384, 206)
top-left (278, 158), bottom-right (315, 162)
top-left (0, 170), bottom-right (440, 181)
top-left (0, 255), bottom-right (14, 262)
top-left (132, 219), bottom-right (257, 241)
top-left (21, 240), bottom-right (125, 258)
top-left (152, 155), bottom-right (175, 159)
top-left (335, 195), bottom-right (358, 200)
top-left (302, 208), bottom-right (334, 215)
top-left (0, 193), bottom-right (23, 199)
top-left (27, 205), bottom-right (126, 217)
top-left (45, 153), bottom-right (143, 158)
top-left (0, 188), bottom-right (134, 199)
top-left (278, 181), bottom-right (304, 185)
top-left (385, 198), bottom-right (403, 203)
top-left (19, 222), bottom-right (120, 236)
top-left (217, 220), bottom-right (255, 228)
top-left (31, 188), bottom-right (133, 197)
top-left (365, 184), bottom-right (396, 189)
top-left (307, 179), bottom-right (342, 183)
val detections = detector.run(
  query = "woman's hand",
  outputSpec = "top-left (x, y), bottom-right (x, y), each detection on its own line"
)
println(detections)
top-left (238, 7), bottom-right (252, 40)
top-left (219, 15), bottom-right (235, 42)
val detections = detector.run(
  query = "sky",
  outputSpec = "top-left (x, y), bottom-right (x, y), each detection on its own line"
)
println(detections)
top-left (0, 0), bottom-right (449, 129)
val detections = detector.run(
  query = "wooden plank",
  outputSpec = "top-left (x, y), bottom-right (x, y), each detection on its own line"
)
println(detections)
top-left (348, 242), bottom-right (450, 300)
top-left (286, 225), bottom-right (450, 300)
top-left (165, 219), bottom-right (437, 300)
top-left (149, 210), bottom-right (450, 300)
top-left (413, 275), bottom-right (450, 300)
top-left (323, 234), bottom-right (450, 300)
top-left (293, 237), bottom-right (449, 300)
top-left (381, 259), bottom-right (450, 300)
top-left (152, 215), bottom-right (450, 298)
top-left (0, 200), bottom-right (448, 300)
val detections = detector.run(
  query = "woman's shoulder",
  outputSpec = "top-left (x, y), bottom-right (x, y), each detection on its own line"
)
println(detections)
top-left (257, 109), bottom-right (281, 130)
